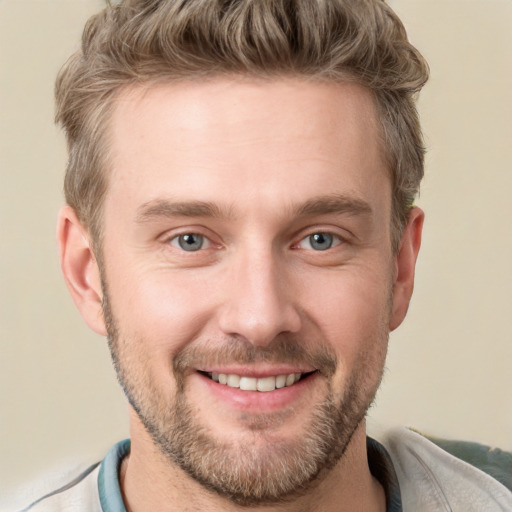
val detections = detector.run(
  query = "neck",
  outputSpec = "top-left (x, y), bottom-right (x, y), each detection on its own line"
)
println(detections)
top-left (120, 413), bottom-right (385, 512)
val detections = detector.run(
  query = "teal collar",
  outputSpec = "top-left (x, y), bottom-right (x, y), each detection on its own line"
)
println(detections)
top-left (367, 437), bottom-right (403, 512)
top-left (98, 439), bottom-right (130, 512)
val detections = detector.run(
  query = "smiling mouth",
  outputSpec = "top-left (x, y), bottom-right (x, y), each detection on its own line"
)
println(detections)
top-left (199, 371), bottom-right (316, 392)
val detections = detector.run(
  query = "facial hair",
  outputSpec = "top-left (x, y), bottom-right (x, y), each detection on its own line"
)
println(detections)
top-left (102, 287), bottom-right (389, 506)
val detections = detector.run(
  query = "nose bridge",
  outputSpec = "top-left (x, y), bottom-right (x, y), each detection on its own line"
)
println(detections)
top-left (218, 242), bottom-right (301, 345)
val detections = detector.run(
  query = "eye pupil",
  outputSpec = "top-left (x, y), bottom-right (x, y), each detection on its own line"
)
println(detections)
top-left (178, 234), bottom-right (203, 251)
top-left (309, 233), bottom-right (333, 251)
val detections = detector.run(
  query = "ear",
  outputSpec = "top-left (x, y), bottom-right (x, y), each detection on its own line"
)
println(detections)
top-left (57, 206), bottom-right (107, 336)
top-left (389, 207), bottom-right (424, 331)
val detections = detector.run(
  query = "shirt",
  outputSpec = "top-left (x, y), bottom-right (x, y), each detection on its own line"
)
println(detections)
top-left (22, 436), bottom-right (403, 511)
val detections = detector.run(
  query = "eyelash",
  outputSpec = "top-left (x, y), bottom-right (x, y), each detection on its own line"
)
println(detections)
top-left (295, 232), bottom-right (343, 251)
top-left (167, 232), bottom-right (213, 252)
top-left (165, 230), bottom-right (345, 253)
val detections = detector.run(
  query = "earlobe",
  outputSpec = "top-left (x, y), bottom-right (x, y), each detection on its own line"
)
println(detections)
top-left (57, 206), bottom-right (107, 336)
top-left (389, 207), bottom-right (424, 331)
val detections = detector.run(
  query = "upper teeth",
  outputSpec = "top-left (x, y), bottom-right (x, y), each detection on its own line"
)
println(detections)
top-left (210, 372), bottom-right (302, 392)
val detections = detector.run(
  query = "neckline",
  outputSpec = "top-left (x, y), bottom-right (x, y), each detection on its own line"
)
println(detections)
top-left (97, 437), bottom-right (401, 512)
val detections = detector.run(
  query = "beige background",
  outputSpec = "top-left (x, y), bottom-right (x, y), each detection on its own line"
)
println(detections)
top-left (1, 0), bottom-right (511, 509)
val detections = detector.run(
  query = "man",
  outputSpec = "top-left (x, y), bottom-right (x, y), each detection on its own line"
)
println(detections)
top-left (22, 0), bottom-right (512, 511)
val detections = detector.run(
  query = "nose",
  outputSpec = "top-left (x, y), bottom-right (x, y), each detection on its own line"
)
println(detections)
top-left (217, 248), bottom-right (302, 347)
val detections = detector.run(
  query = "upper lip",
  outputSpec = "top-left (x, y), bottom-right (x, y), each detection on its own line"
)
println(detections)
top-left (196, 365), bottom-right (316, 378)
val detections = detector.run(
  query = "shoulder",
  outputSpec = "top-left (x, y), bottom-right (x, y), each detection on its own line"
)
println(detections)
top-left (378, 427), bottom-right (512, 512)
top-left (14, 439), bottom-right (130, 512)
top-left (19, 463), bottom-right (102, 512)
top-left (426, 433), bottom-right (512, 492)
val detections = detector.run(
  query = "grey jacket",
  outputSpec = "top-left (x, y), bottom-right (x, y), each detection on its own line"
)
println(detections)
top-left (381, 427), bottom-right (512, 511)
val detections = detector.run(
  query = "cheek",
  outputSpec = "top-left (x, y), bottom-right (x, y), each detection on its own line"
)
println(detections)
top-left (300, 265), bottom-right (392, 358)
top-left (104, 270), bottom-right (217, 402)
top-left (303, 271), bottom-right (390, 399)
top-left (108, 266), bottom-right (218, 354)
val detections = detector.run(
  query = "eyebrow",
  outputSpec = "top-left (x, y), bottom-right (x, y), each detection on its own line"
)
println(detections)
top-left (294, 194), bottom-right (373, 218)
top-left (136, 199), bottom-right (235, 223)
top-left (135, 194), bottom-right (372, 224)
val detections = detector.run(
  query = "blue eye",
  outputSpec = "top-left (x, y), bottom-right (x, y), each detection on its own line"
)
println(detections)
top-left (309, 233), bottom-right (333, 251)
top-left (170, 233), bottom-right (209, 251)
top-left (298, 233), bottom-right (340, 251)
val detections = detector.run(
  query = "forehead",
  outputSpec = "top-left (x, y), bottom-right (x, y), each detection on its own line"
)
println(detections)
top-left (107, 78), bottom-right (389, 219)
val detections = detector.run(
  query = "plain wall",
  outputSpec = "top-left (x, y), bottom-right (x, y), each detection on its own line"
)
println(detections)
top-left (1, 0), bottom-right (511, 509)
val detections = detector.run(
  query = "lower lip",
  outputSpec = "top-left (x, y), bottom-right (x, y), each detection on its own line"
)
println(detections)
top-left (195, 372), bottom-right (318, 412)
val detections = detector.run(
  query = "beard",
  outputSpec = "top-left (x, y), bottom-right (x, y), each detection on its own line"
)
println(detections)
top-left (102, 287), bottom-right (389, 506)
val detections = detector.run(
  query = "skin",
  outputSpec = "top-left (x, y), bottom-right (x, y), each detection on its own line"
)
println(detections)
top-left (58, 78), bottom-right (423, 512)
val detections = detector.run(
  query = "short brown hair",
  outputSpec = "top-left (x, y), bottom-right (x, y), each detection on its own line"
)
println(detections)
top-left (55, 0), bottom-right (428, 250)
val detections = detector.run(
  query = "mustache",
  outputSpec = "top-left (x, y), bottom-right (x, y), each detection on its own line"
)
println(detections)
top-left (173, 335), bottom-right (338, 380)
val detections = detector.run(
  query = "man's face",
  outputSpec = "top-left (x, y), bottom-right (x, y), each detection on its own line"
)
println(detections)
top-left (100, 79), bottom-right (400, 503)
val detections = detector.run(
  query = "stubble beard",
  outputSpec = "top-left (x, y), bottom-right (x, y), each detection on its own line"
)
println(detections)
top-left (102, 289), bottom-right (389, 506)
